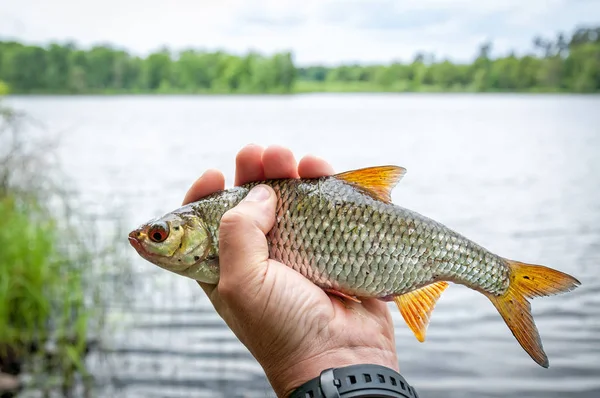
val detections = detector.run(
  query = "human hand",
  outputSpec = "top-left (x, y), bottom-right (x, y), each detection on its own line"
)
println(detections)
top-left (182, 144), bottom-right (399, 397)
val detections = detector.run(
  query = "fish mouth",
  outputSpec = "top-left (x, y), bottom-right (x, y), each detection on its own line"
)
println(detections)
top-left (128, 230), bottom-right (144, 253)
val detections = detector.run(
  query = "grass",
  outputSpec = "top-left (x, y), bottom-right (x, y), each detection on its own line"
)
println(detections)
top-left (292, 80), bottom-right (576, 94)
top-left (0, 81), bottom-right (8, 96)
top-left (0, 101), bottom-right (132, 396)
top-left (293, 80), bottom-right (404, 93)
top-left (3, 80), bottom-right (582, 96)
top-left (0, 195), bottom-right (89, 374)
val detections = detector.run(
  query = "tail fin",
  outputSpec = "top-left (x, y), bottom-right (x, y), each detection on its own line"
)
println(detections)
top-left (487, 259), bottom-right (581, 368)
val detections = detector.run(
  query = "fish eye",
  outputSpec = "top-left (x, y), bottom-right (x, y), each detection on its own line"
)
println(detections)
top-left (148, 221), bottom-right (169, 243)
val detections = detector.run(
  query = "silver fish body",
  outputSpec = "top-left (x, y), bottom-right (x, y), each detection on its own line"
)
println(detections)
top-left (181, 176), bottom-right (510, 299)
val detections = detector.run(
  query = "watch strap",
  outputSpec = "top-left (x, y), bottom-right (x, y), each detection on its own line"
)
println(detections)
top-left (289, 364), bottom-right (419, 398)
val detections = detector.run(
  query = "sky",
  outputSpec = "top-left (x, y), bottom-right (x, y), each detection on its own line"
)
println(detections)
top-left (1, 0), bottom-right (599, 65)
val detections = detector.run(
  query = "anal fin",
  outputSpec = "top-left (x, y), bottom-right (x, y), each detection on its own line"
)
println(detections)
top-left (393, 281), bottom-right (449, 342)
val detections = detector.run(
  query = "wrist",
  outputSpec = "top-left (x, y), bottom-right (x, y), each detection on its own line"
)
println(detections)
top-left (264, 347), bottom-right (400, 397)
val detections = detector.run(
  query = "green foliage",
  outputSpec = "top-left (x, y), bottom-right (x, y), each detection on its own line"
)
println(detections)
top-left (0, 195), bottom-right (96, 394)
top-left (298, 25), bottom-right (600, 94)
top-left (0, 196), bottom-right (86, 348)
top-left (0, 25), bottom-right (598, 94)
top-left (0, 80), bottom-right (8, 95)
top-left (0, 103), bottom-right (132, 395)
top-left (0, 41), bottom-right (297, 94)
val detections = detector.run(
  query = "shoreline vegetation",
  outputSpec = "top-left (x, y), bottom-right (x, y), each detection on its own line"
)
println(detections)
top-left (0, 26), bottom-right (599, 95)
top-left (0, 100), bottom-right (132, 396)
top-left (1, 81), bottom-right (592, 95)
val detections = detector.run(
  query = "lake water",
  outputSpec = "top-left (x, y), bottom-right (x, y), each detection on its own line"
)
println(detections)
top-left (5, 94), bottom-right (600, 398)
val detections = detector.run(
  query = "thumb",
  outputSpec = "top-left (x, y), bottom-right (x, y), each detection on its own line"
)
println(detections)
top-left (217, 184), bottom-right (277, 295)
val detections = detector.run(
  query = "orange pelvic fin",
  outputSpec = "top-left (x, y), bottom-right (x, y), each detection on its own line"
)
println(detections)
top-left (325, 289), bottom-right (362, 303)
top-left (334, 166), bottom-right (406, 203)
top-left (487, 259), bottom-right (581, 368)
top-left (393, 281), bottom-right (449, 342)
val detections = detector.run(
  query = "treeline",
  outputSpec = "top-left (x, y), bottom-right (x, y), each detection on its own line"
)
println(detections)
top-left (0, 26), bottom-right (598, 94)
top-left (0, 44), bottom-right (295, 94)
top-left (298, 26), bottom-right (600, 93)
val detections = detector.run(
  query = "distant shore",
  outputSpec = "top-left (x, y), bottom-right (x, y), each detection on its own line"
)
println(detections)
top-left (1, 26), bottom-right (599, 96)
top-left (3, 81), bottom-right (591, 96)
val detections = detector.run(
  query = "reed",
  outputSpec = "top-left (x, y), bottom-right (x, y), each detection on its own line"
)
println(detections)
top-left (0, 101), bottom-right (131, 396)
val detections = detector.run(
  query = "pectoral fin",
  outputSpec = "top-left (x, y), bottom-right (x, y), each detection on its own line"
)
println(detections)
top-left (393, 281), bottom-right (449, 342)
top-left (325, 289), bottom-right (362, 303)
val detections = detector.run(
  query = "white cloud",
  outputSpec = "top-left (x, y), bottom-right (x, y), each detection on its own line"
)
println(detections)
top-left (0, 0), bottom-right (598, 65)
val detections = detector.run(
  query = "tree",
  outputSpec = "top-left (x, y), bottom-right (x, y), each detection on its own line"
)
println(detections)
top-left (45, 43), bottom-right (72, 91)
top-left (142, 50), bottom-right (172, 90)
top-left (470, 42), bottom-right (493, 91)
top-left (566, 43), bottom-right (600, 92)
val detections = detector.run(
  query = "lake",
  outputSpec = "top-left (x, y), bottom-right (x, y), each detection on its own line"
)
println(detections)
top-left (5, 94), bottom-right (600, 398)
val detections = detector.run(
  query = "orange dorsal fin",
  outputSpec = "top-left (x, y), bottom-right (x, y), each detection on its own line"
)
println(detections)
top-left (334, 166), bottom-right (406, 203)
top-left (393, 281), bottom-right (449, 342)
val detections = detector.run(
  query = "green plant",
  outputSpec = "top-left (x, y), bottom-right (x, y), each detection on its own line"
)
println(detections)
top-left (0, 195), bottom-right (89, 366)
top-left (0, 80), bottom-right (8, 96)
top-left (0, 101), bottom-right (132, 395)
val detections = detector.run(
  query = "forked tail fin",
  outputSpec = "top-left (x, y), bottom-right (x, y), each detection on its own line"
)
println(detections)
top-left (487, 259), bottom-right (581, 367)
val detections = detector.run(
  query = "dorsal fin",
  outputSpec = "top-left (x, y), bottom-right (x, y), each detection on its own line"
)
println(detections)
top-left (334, 166), bottom-right (406, 203)
top-left (393, 281), bottom-right (449, 342)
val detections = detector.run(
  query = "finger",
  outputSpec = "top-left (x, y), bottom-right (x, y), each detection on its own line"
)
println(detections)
top-left (298, 155), bottom-right (335, 178)
top-left (235, 144), bottom-right (265, 186)
top-left (262, 145), bottom-right (300, 179)
top-left (217, 185), bottom-right (277, 296)
top-left (182, 169), bottom-right (225, 205)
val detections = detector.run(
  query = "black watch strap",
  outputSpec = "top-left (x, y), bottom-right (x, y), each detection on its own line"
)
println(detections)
top-left (289, 364), bottom-right (419, 398)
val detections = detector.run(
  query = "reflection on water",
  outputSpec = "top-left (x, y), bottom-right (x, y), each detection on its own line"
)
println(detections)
top-left (7, 94), bottom-right (600, 398)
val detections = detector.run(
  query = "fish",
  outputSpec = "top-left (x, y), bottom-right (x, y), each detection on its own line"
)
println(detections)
top-left (128, 165), bottom-right (581, 367)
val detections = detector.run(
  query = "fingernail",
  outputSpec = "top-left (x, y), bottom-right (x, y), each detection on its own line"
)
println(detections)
top-left (244, 185), bottom-right (270, 202)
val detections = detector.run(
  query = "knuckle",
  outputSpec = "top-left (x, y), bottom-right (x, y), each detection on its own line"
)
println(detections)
top-left (216, 279), bottom-right (238, 301)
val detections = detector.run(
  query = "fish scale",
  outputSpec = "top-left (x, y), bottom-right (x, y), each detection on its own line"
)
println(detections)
top-left (129, 164), bottom-right (580, 368)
